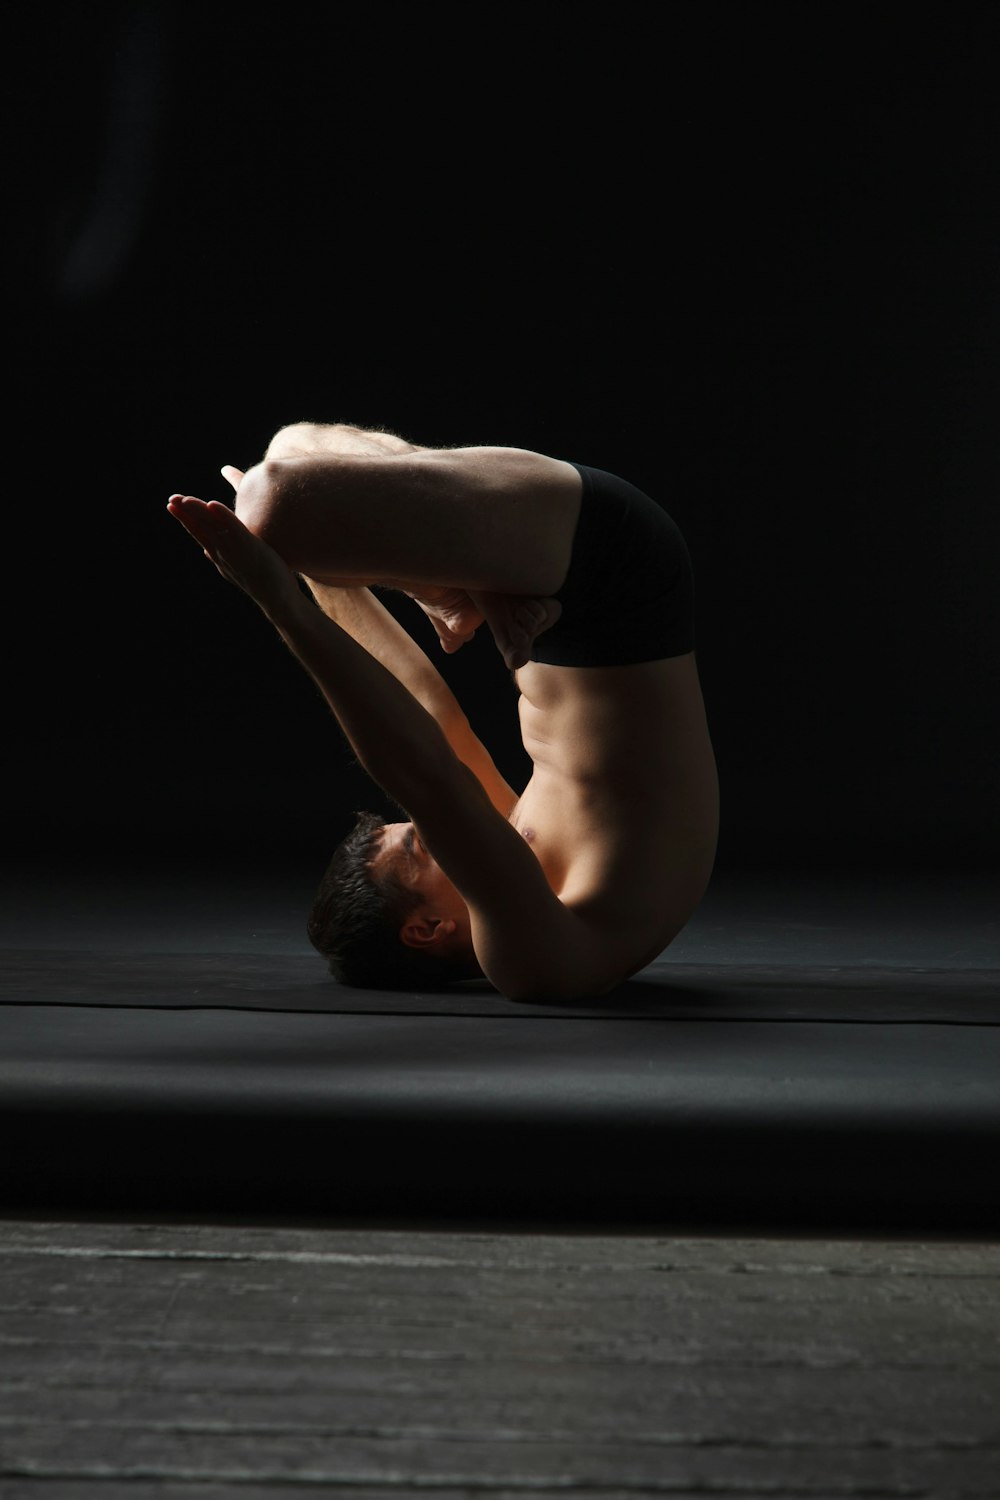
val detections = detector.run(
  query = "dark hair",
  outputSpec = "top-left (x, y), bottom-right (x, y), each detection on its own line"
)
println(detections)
top-left (307, 811), bottom-right (476, 990)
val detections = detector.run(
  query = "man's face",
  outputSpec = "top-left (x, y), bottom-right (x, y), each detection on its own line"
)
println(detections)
top-left (372, 822), bottom-right (467, 920)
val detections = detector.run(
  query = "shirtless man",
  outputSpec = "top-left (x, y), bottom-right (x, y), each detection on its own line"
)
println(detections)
top-left (167, 424), bottom-right (719, 1000)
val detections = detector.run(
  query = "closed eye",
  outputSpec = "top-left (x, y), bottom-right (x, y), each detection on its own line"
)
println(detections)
top-left (404, 825), bottom-right (427, 860)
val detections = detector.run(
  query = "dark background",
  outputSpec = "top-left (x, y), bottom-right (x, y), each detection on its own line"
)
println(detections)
top-left (11, 2), bottom-right (999, 888)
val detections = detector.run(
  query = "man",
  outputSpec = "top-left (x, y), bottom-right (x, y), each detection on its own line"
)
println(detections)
top-left (168, 423), bottom-right (719, 1000)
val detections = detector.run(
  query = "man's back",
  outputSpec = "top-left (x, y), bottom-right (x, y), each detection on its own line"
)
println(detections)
top-left (512, 653), bottom-right (719, 972)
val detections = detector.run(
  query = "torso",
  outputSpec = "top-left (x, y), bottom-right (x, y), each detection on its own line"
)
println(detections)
top-left (509, 653), bottom-right (719, 972)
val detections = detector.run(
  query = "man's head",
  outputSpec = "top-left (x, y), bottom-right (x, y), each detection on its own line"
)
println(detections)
top-left (307, 812), bottom-right (480, 989)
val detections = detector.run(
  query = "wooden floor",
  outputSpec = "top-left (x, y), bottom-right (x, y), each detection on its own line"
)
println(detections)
top-left (0, 1222), bottom-right (997, 1498)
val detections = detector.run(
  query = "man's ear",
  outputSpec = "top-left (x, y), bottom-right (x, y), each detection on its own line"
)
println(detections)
top-left (399, 915), bottom-right (457, 951)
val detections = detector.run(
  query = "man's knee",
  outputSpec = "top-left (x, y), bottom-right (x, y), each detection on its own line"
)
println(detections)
top-left (233, 460), bottom-right (284, 542)
top-left (264, 422), bottom-right (330, 460)
top-left (265, 422), bottom-right (420, 460)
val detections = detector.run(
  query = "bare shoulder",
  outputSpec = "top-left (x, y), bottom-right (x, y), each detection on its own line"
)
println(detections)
top-left (410, 760), bottom-right (625, 1003)
top-left (470, 874), bottom-right (628, 1003)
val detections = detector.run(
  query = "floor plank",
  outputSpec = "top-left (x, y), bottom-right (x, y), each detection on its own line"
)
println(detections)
top-left (0, 1222), bottom-right (997, 1497)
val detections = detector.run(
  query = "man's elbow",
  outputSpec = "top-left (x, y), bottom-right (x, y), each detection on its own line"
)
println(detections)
top-left (501, 979), bottom-right (559, 1005)
top-left (491, 962), bottom-right (618, 1006)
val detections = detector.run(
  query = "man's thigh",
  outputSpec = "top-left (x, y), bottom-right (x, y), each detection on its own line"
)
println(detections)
top-left (235, 444), bottom-right (583, 597)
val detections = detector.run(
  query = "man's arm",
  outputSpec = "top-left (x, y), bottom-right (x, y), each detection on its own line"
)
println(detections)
top-left (297, 595), bottom-right (612, 997)
top-left (280, 591), bottom-right (608, 995)
top-left (410, 765), bottom-right (621, 1001)
top-left (218, 464), bottom-right (518, 811)
top-left (167, 496), bottom-right (491, 817)
top-left (303, 580), bottom-right (518, 816)
top-left (288, 592), bottom-right (614, 998)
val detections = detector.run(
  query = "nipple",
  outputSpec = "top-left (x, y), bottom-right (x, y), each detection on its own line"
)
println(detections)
top-left (521, 826), bottom-right (535, 843)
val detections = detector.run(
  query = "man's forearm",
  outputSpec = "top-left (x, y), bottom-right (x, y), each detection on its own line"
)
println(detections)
top-left (303, 581), bottom-right (462, 726)
top-left (266, 590), bottom-right (454, 811)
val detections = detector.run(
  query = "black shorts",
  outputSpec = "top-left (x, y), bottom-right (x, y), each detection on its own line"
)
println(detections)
top-left (530, 463), bottom-right (695, 668)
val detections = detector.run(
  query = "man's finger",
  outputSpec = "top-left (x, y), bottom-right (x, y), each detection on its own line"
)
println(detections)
top-left (221, 465), bottom-right (245, 492)
top-left (167, 496), bottom-right (225, 550)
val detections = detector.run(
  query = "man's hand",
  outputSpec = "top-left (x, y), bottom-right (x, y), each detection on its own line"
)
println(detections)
top-left (167, 469), bottom-right (302, 623)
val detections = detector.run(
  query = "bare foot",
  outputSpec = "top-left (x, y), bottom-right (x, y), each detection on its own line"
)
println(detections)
top-left (404, 585), bottom-right (561, 669)
top-left (472, 592), bottom-right (563, 671)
